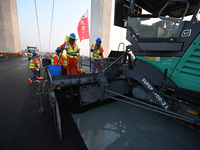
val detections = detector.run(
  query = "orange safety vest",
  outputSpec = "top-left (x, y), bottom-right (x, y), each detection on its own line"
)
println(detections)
top-left (51, 54), bottom-right (59, 65)
top-left (77, 68), bottom-right (85, 74)
top-left (52, 54), bottom-right (64, 65)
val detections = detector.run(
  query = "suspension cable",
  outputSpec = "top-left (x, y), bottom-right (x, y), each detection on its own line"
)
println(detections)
top-left (48, 0), bottom-right (55, 53)
top-left (34, 0), bottom-right (42, 51)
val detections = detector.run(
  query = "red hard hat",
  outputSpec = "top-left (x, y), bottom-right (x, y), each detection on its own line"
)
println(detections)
top-left (166, 20), bottom-right (172, 23)
top-left (166, 17), bottom-right (173, 23)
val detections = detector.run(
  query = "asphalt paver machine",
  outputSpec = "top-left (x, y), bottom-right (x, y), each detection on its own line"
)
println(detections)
top-left (38, 0), bottom-right (200, 139)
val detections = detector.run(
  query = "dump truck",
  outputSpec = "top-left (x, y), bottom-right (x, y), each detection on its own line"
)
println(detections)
top-left (37, 0), bottom-right (200, 139)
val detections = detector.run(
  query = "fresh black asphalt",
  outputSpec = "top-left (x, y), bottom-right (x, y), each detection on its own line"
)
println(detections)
top-left (0, 57), bottom-right (87, 150)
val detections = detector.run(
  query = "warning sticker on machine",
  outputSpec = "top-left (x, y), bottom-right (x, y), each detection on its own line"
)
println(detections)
top-left (145, 57), bottom-right (160, 61)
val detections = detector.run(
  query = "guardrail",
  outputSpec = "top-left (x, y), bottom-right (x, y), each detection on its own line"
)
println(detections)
top-left (0, 50), bottom-right (20, 59)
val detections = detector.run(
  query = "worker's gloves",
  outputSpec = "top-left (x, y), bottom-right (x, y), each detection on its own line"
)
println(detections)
top-left (90, 47), bottom-right (94, 52)
top-left (65, 45), bottom-right (70, 49)
top-left (65, 42), bottom-right (70, 49)
top-left (99, 53), bottom-right (102, 59)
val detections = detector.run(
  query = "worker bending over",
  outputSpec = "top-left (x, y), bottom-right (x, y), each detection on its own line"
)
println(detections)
top-left (52, 47), bottom-right (68, 75)
top-left (60, 33), bottom-right (79, 75)
top-left (77, 68), bottom-right (86, 74)
top-left (90, 37), bottom-right (104, 73)
top-left (28, 51), bottom-right (43, 83)
top-left (52, 47), bottom-right (64, 65)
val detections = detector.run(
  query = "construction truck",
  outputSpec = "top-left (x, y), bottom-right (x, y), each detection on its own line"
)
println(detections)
top-left (38, 0), bottom-right (200, 139)
top-left (26, 46), bottom-right (37, 60)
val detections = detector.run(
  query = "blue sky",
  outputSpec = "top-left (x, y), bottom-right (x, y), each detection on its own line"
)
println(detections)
top-left (16, 0), bottom-right (91, 54)
top-left (16, 0), bottom-right (129, 56)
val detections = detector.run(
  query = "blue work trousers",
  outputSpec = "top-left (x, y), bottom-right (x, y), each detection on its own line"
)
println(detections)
top-left (92, 59), bottom-right (101, 73)
top-left (31, 70), bottom-right (38, 81)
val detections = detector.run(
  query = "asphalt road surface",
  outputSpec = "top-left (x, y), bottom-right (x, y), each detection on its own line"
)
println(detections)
top-left (1, 57), bottom-right (200, 150)
top-left (0, 57), bottom-right (87, 150)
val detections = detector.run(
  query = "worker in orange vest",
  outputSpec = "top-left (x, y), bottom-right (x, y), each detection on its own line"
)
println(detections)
top-left (51, 47), bottom-right (64, 65)
top-left (77, 68), bottom-right (86, 74)
top-left (28, 51), bottom-right (43, 83)
top-left (60, 33), bottom-right (79, 75)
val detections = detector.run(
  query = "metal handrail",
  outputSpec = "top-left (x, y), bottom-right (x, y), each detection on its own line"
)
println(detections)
top-left (158, 0), bottom-right (189, 20)
top-left (118, 42), bottom-right (125, 51)
top-left (106, 90), bottom-right (195, 124)
top-left (102, 55), bottom-right (123, 72)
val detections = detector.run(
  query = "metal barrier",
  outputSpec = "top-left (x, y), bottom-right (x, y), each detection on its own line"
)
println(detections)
top-left (0, 50), bottom-right (20, 59)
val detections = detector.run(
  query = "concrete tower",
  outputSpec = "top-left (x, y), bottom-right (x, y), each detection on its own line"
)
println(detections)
top-left (90, 0), bottom-right (113, 57)
top-left (0, 0), bottom-right (20, 52)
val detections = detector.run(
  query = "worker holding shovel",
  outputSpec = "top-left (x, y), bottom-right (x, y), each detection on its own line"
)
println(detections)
top-left (60, 33), bottom-right (79, 75)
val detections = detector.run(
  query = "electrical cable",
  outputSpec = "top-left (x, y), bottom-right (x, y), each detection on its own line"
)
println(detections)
top-left (34, 0), bottom-right (42, 51)
top-left (48, 0), bottom-right (55, 53)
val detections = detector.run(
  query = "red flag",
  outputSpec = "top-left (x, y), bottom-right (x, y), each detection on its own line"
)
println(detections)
top-left (77, 10), bottom-right (89, 42)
